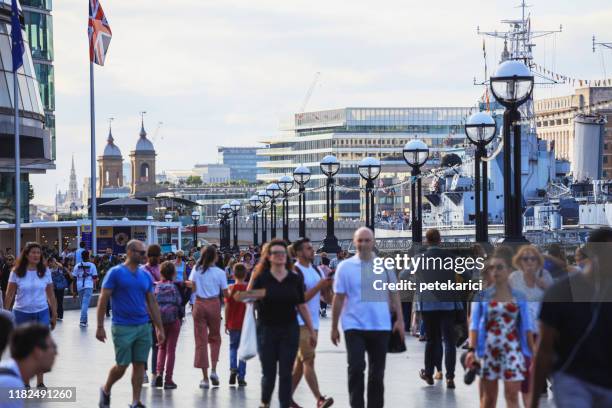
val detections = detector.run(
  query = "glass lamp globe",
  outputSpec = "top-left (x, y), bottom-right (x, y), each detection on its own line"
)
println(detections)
top-left (278, 175), bottom-right (294, 194)
top-left (358, 157), bottom-right (382, 181)
top-left (490, 60), bottom-right (534, 107)
top-left (403, 139), bottom-right (430, 167)
top-left (465, 111), bottom-right (497, 145)
top-left (293, 165), bottom-right (311, 185)
top-left (320, 155), bottom-right (340, 177)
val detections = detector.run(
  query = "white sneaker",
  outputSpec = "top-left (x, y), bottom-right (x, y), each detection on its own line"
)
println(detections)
top-left (143, 372), bottom-right (149, 384)
top-left (199, 380), bottom-right (210, 389)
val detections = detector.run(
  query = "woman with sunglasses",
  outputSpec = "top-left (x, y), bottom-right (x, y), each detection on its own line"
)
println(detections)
top-left (466, 254), bottom-right (534, 408)
top-left (244, 239), bottom-right (316, 408)
top-left (509, 245), bottom-right (553, 405)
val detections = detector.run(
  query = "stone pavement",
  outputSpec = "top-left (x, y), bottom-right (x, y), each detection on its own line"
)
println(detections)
top-left (23, 307), bottom-right (556, 407)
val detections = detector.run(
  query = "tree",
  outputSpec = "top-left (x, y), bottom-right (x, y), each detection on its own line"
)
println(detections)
top-left (186, 175), bottom-right (203, 185)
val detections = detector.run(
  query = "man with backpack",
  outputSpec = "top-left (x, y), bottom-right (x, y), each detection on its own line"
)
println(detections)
top-left (72, 250), bottom-right (98, 327)
top-left (291, 237), bottom-right (334, 408)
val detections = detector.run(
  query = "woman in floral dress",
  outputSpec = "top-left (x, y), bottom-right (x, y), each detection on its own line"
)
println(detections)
top-left (466, 253), bottom-right (535, 408)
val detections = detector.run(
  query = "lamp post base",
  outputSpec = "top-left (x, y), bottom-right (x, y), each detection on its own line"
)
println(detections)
top-left (499, 235), bottom-right (530, 245)
top-left (320, 235), bottom-right (341, 254)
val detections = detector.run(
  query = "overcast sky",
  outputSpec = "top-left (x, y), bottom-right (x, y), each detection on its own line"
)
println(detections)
top-left (30, 0), bottom-right (612, 204)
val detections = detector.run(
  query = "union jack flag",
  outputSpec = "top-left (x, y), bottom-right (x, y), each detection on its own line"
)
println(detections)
top-left (88, 0), bottom-right (112, 66)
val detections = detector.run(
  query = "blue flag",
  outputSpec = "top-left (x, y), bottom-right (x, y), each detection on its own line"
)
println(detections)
top-left (11, 0), bottom-right (24, 72)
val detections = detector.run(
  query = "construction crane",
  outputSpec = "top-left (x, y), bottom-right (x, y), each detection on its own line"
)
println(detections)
top-left (300, 72), bottom-right (320, 113)
top-left (151, 121), bottom-right (164, 143)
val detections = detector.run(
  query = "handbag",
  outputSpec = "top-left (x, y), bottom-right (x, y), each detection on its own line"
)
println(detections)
top-left (237, 303), bottom-right (258, 361)
top-left (384, 269), bottom-right (406, 353)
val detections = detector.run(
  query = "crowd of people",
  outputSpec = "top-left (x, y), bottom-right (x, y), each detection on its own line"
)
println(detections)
top-left (0, 226), bottom-right (610, 408)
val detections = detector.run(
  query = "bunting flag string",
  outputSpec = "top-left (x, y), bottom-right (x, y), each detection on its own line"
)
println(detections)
top-left (532, 62), bottom-right (612, 88)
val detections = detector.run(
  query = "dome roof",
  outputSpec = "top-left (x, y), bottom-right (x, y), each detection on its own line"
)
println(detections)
top-left (134, 121), bottom-right (155, 152)
top-left (103, 129), bottom-right (122, 157)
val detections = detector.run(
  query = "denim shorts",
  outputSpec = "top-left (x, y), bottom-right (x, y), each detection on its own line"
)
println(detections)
top-left (13, 308), bottom-right (50, 326)
top-left (111, 323), bottom-right (152, 366)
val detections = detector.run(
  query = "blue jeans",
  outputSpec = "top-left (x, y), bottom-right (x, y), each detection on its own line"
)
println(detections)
top-left (229, 329), bottom-right (247, 379)
top-left (553, 371), bottom-right (612, 408)
top-left (13, 308), bottom-right (50, 326)
top-left (78, 288), bottom-right (93, 324)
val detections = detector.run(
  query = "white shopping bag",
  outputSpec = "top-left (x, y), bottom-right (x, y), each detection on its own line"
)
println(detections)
top-left (237, 303), bottom-right (258, 361)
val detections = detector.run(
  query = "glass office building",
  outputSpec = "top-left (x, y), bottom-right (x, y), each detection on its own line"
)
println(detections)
top-left (217, 146), bottom-right (262, 183)
top-left (22, 0), bottom-right (54, 158)
top-left (0, 0), bottom-right (52, 224)
top-left (257, 107), bottom-right (473, 219)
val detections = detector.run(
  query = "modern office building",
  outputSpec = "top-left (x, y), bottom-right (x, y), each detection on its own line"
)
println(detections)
top-left (257, 107), bottom-right (473, 219)
top-left (217, 146), bottom-right (261, 182)
top-left (0, 0), bottom-right (52, 224)
top-left (194, 163), bottom-right (231, 184)
top-left (534, 86), bottom-right (612, 179)
top-left (21, 0), bottom-right (55, 158)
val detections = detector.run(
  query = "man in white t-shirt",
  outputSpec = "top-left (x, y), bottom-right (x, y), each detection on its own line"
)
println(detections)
top-left (291, 237), bottom-right (334, 408)
top-left (0, 322), bottom-right (57, 408)
top-left (331, 227), bottom-right (404, 408)
top-left (72, 250), bottom-right (98, 327)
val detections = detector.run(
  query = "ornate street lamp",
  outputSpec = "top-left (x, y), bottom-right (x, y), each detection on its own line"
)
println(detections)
top-left (216, 208), bottom-right (226, 250)
top-left (320, 155), bottom-right (341, 253)
top-left (358, 157), bottom-right (381, 233)
top-left (490, 60), bottom-right (534, 243)
top-left (403, 139), bottom-right (429, 243)
top-left (266, 183), bottom-right (281, 239)
top-left (230, 200), bottom-right (241, 252)
top-left (191, 210), bottom-right (201, 250)
top-left (249, 195), bottom-right (260, 247)
top-left (293, 165), bottom-right (311, 238)
top-left (220, 203), bottom-right (232, 251)
top-left (164, 213), bottom-right (173, 245)
top-left (258, 190), bottom-right (271, 244)
top-left (278, 175), bottom-right (294, 242)
top-left (465, 111), bottom-right (497, 243)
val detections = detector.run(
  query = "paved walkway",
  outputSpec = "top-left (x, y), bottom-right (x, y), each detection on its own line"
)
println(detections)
top-left (21, 308), bottom-right (556, 407)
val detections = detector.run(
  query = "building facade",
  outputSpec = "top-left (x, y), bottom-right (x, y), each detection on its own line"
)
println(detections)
top-left (97, 127), bottom-right (124, 196)
top-left (22, 0), bottom-right (54, 159)
top-left (534, 86), bottom-right (612, 179)
top-left (0, 1), bottom-right (52, 223)
top-left (217, 146), bottom-right (261, 182)
top-left (194, 163), bottom-right (230, 184)
top-left (257, 107), bottom-right (473, 219)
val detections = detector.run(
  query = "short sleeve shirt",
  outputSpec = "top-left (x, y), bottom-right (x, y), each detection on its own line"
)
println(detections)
top-left (295, 263), bottom-right (323, 330)
top-left (72, 262), bottom-right (98, 291)
top-left (251, 269), bottom-right (305, 326)
top-left (8, 269), bottom-right (52, 313)
top-left (188, 266), bottom-right (228, 298)
top-left (333, 256), bottom-right (393, 331)
top-left (102, 264), bottom-right (153, 326)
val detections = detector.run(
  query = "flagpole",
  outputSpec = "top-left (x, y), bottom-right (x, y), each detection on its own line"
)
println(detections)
top-left (14, 65), bottom-right (20, 253)
top-left (90, 61), bottom-right (97, 255)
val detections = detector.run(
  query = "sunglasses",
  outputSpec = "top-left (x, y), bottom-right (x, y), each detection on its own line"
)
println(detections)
top-left (489, 263), bottom-right (506, 271)
top-left (269, 250), bottom-right (287, 256)
top-left (132, 250), bottom-right (146, 256)
top-left (521, 256), bottom-right (538, 262)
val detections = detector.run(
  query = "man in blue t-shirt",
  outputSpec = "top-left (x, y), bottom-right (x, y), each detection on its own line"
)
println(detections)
top-left (96, 240), bottom-right (165, 408)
